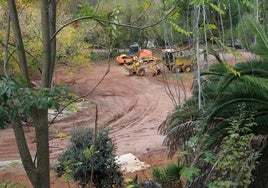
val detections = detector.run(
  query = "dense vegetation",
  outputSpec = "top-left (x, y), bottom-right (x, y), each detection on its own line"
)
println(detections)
top-left (159, 16), bottom-right (268, 188)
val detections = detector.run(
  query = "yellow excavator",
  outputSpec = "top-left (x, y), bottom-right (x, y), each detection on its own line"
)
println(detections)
top-left (162, 49), bottom-right (193, 73)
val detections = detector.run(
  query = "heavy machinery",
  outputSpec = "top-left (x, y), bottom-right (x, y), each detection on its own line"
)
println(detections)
top-left (123, 58), bottom-right (161, 76)
top-left (116, 44), bottom-right (153, 65)
top-left (162, 49), bottom-right (193, 73)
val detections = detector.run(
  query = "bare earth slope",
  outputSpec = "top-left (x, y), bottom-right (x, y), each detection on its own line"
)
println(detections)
top-left (0, 61), bottom-right (183, 186)
top-left (0, 50), bottom-right (255, 186)
top-left (51, 62), bottom-right (177, 158)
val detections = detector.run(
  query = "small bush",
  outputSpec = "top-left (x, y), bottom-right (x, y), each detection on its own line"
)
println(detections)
top-left (54, 127), bottom-right (123, 188)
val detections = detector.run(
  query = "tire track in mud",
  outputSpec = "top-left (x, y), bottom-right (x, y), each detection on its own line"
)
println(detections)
top-left (77, 67), bottom-right (175, 156)
top-left (0, 63), bottom-right (176, 163)
top-left (54, 63), bottom-right (175, 156)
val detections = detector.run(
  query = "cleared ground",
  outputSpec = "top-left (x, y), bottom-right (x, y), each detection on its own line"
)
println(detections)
top-left (0, 50), bottom-right (256, 186)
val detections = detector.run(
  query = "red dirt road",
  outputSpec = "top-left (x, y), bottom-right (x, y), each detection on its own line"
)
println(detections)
top-left (51, 62), bottom-right (181, 158)
top-left (0, 50), bottom-right (255, 187)
top-left (0, 60), bottom-right (187, 186)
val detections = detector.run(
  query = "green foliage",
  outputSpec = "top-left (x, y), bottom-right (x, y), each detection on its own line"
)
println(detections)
top-left (152, 163), bottom-right (183, 188)
top-left (56, 26), bottom-right (91, 65)
top-left (55, 128), bottom-right (123, 188)
top-left (180, 167), bottom-right (200, 183)
top-left (161, 52), bottom-right (268, 187)
top-left (0, 77), bottom-right (68, 126)
top-left (124, 178), bottom-right (139, 188)
top-left (241, 0), bottom-right (255, 9)
top-left (89, 52), bottom-right (109, 61)
top-left (209, 3), bottom-right (225, 15)
top-left (73, 2), bottom-right (95, 18)
top-left (170, 21), bottom-right (193, 37)
top-left (206, 109), bottom-right (258, 187)
top-left (0, 181), bottom-right (27, 188)
top-left (242, 15), bottom-right (268, 60)
top-left (0, 2), bottom-right (93, 77)
top-left (66, 103), bottom-right (80, 112)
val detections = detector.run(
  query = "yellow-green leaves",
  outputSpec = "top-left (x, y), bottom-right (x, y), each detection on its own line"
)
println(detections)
top-left (209, 3), bottom-right (225, 15)
top-left (224, 61), bottom-right (241, 77)
top-left (170, 21), bottom-right (193, 36)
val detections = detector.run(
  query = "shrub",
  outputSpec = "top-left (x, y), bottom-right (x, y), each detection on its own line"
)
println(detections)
top-left (54, 127), bottom-right (123, 188)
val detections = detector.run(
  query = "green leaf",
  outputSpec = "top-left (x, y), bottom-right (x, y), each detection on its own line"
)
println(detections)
top-left (0, 0), bottom-right (7, 7)
top-left (180, 167), bottom-right (200, 182)
top-left (54, 102), bottom-right (60, 111)
top-left (83, 146), bottom-right (94, 159)
top-left (203, 151), bottom-right (215, 163)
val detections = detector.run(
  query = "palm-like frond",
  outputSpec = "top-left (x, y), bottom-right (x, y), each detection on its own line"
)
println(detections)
top-left (159, 98), bottom-right (201, 135)
top-left (215, 61), bottom-right (268, 95)
top-left (205, 61), bottom-right (268, 128)
top-left (246, 16), bottom-right (268, 60)
top-left (163, 121), bottom-right (197, 158)
top-left (237, 15), bottom-right (268, 60)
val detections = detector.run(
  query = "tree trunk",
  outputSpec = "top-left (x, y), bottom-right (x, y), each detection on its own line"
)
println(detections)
top-left (49, 0), bottom-right (57, 86)
top-left (193, 4), bottom-right (202, 109)
top-left (40, 0), bottom-right (51, 88)
top-left (7, 0), bottom-right (56, 187)
top-left (31, 108), bottom-right (50, 188)
top-left (11, 116), bottom-right (37, 186)
top-left (6, 0), bottom-right (31, 87)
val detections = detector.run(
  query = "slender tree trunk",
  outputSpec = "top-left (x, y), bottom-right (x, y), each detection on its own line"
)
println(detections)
top-left (202, 4), bottom-right (209, 71)
top-left (218, 0), bottom-right (225, 45)
top-left (193, 4), bottom-right (202, 109)
top-left (254, 0), bottom-right (259, 45)
top-left (49, 0), bottom-right (57, 86)
top-left (227, 0), bottom-right (235, 47)
top-left (40, 0), bottom-right (51, 88)
top-left (4, 9), bottom-right (10, 77)
top-left (7, 0), bottom-right (31, 87)
top-left (11, 116), bottom-right (38, 186)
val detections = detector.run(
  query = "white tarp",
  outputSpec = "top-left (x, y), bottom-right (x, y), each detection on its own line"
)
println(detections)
top-left (116, 153), bottom-right (151, 173)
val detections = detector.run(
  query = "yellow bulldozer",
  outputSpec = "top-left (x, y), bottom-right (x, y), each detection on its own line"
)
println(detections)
top-left (123, 57), bottom-right (161, 76)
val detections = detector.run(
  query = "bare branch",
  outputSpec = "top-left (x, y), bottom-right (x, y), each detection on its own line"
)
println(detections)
top-left (48, 46), bottom-right (112, 127)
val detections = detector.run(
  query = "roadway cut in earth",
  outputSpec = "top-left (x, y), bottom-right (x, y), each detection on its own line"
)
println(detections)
top-left (49, 61), bottom-right (181, 160)
top-left (0, 60), bottom-right (187, 186)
